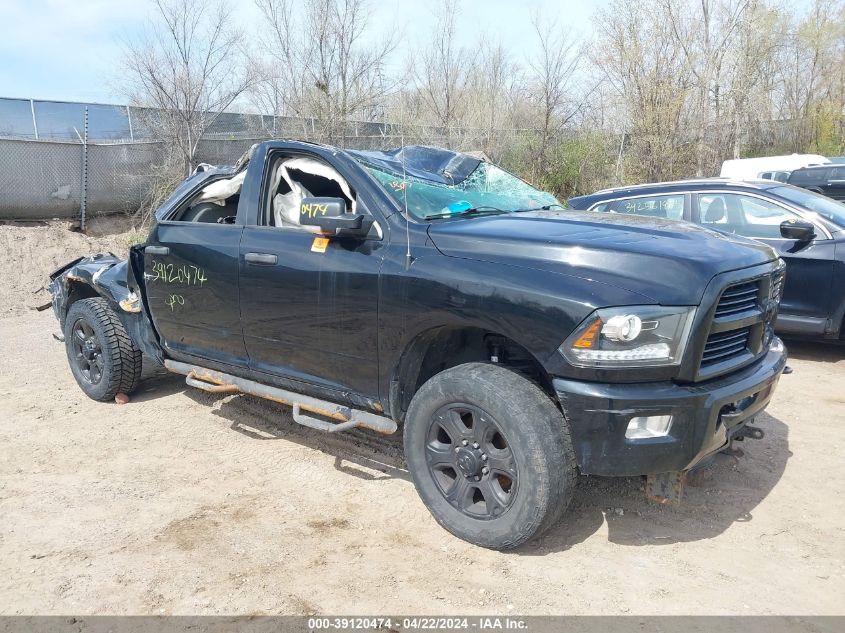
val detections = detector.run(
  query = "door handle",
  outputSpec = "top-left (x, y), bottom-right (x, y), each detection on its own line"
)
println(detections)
top-left (145, 246), bottom-right (170, 256)
top-left (244, 252), bottom-right (278, 265)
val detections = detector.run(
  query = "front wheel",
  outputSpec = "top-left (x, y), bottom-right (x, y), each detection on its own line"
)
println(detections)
top-left (404, 362), bottom-right (577, 549)
top-left (64, 297), bottom-right (142, 402)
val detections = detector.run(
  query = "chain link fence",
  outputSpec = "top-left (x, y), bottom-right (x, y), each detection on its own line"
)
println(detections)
top-left (2, 96), bottom-right (839, 221)
top-left (0, 126), bottom-right (593, 221)
top-left (0, 97), bottom-right (626, 223)
top-left (2, 138), bottom-right (86, 219)
top-left (0, 138), bottom-right (168, 220)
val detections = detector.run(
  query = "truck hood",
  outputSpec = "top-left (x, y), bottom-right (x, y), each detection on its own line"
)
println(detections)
top-left (427, 210), bottom-right (778, 305)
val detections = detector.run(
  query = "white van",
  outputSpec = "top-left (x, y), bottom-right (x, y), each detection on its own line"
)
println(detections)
top-left (719, 154), bottom-right (830, 182)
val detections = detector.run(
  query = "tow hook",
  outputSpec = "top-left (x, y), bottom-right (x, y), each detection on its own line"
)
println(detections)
top-left (736, 425), bottom-right (765, 441)
top-left (722, 424), bottom-right (765, 457)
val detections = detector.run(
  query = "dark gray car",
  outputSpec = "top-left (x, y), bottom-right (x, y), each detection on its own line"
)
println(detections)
top-left (787, 164), bottom-right (845, 200)
top-left (569, 179), bottom-right (845, 341)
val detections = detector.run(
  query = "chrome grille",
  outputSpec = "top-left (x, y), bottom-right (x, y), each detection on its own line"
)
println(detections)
top-left (713, 280), bottom-right (760, 318)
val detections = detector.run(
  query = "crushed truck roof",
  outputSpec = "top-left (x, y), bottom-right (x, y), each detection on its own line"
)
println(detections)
top-left (344, 145), bottom-right (482, 185)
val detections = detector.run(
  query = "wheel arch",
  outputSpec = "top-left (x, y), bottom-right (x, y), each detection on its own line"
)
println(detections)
top-left (63, 279), bottom-right (102, 318)
top-left (50, 255), bottom-right (127, 324)
top-left (388, 325), bottom-right (557, 422)
top-left (50, 255), bottom-right (165, 363)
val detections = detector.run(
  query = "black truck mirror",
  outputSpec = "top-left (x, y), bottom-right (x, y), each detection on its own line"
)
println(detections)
top-left (299, 197), bottom-right (371, 237)
top-left (779, 219), bottom-right (815, 242)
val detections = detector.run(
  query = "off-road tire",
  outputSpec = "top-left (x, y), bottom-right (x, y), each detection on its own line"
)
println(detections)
top-left (64, 297), bottom-right (142, 402)
top-left (404, 362), bottom-right (577, 549)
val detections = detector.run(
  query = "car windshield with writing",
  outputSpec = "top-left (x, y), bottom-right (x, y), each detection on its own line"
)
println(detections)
top-left (360, 159), bottom-right (560, 220)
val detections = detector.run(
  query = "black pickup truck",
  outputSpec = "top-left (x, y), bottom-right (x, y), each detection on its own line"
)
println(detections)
top-left (49, 141), bottom-right (787, 549)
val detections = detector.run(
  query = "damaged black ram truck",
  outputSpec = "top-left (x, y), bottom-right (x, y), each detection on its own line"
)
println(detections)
top-left (49, 141), bottom-right (787, 549)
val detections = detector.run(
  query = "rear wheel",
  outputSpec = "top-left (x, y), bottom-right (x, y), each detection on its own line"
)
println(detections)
top-left (64, 298), bottom-right (142, 402)
top-left (404, 362), bottom-right (577, 549)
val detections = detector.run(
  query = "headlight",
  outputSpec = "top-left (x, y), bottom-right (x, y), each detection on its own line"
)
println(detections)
top-left (560, 306), bottom-right (696, 368)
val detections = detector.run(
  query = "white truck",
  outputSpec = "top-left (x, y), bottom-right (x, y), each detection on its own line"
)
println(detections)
top-left (720, 154), bottom-right (830, 182)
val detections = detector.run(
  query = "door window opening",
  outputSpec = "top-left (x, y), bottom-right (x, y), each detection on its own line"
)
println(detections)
top-left (265, 156), bottom-right (356, 231)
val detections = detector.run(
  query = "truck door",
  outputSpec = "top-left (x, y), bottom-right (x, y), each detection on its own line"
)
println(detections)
top-left (142, 183), bottom-right (247, 367)
top-left (237, 149), bottom-right (385, 401)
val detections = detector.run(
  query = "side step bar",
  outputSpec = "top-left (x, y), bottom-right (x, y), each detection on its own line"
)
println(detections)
top-left (164, 360), bottom-right (397, 435)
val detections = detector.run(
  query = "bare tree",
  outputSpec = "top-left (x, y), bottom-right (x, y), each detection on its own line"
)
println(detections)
top-left (412, 0), bottom-right (476, 147)
top-left (253, 0), bottom-right (397, 143)
top-left (773, 0), bottom-right (845, 151)
top-left (594, 0), bottom-right (695, 182)
top-left (528, 13), bottom-right (582, 178)
top-left (122, 0), bottom-right (252, 174)
top-left (660, 0), bottom-right (755, 175)
top-left (120, 0), bottom-right (845, 202)
top-left (722, 1), bottom-right (781, 158)
top-left (462, 41), bottom-right (522, 159)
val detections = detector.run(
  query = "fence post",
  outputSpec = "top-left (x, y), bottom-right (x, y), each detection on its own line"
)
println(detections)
top-left (126, 105), bottom-right (134, 141)
top-left (30, 99), bottom-right (39, 140)
top-left (80, 106), bottom-right (89, 232)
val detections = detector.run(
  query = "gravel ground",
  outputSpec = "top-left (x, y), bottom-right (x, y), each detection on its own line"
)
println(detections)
top-left (0, 220), bottom-right (843, 615)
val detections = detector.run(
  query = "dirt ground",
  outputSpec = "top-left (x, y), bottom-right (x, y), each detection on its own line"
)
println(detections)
top-left (0, 217), bottom-right (144, 318)
top-left (0, 219), bottom-right (843, 615)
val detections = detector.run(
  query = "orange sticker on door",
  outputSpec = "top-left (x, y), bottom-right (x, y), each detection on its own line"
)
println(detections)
top-left (311, 236), bottom-right (330, 253)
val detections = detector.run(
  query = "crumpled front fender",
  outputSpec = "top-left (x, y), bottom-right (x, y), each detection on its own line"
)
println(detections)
top-left (48, 253), bottom-right (128, 322)
top-left (47, 253), bottom-right (164, 363)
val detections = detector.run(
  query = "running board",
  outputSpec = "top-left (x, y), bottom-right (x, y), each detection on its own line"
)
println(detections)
top-left (165, 360), bottom-right (397, 435)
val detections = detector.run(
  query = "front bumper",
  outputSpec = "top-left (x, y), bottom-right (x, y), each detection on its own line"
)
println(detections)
top-left (553, 337), bottom-right (787, 477)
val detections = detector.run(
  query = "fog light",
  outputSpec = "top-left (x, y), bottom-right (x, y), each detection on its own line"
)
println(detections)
top-left (626, 415), bottom-right (673, 439)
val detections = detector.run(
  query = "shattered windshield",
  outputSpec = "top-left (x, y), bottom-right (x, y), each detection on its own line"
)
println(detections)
top-left (364, 162), bottom-right (561, 220)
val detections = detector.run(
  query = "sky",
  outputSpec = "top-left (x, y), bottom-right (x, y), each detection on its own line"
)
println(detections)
top-left (0, 0), bottom-right (609, 107)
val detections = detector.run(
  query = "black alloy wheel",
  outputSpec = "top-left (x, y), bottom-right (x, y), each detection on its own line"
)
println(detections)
top-left (426, 403), bottom-right (518, 520)
top-left (63, 297), bottom-right (142, 402)
top-left (71, 318), bottom-right (105, 384)
top-left (404, 362), bottom-right (578, 549)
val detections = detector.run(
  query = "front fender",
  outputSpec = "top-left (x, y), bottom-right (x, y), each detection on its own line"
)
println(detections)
top-left (378, 246), bottom-right (658, 415)
top-left (48, 254), bottom-right (164, 363)
top-left (382, 253), bottom-right (655, 374)
top-left (48, 253), bottom-right (126, 322)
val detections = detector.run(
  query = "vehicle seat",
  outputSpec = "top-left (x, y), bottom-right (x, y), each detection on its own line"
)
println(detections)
top-left (703, 198), bottom-right (726, 223)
